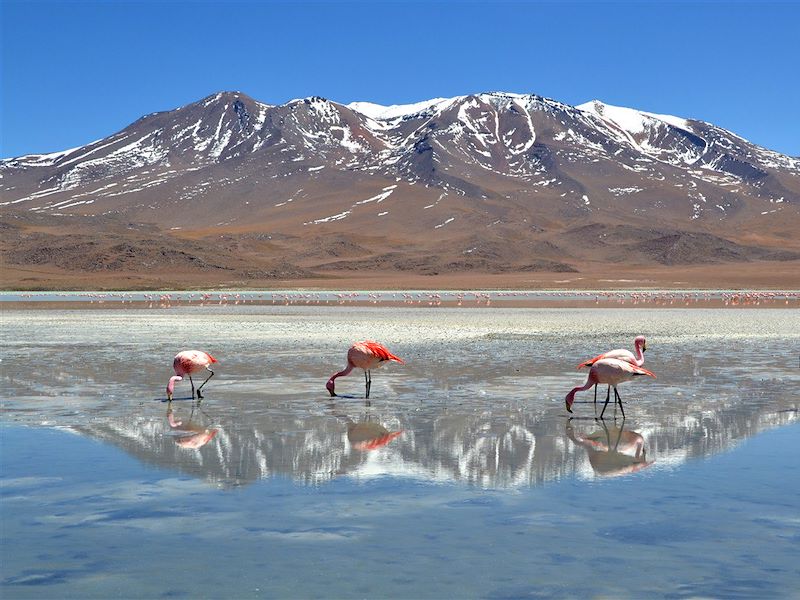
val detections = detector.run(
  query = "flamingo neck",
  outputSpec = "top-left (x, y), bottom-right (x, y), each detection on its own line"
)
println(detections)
top-left (326, 364), bottom-right (354, 395)
top-left (565, 372), bottom-right (596, 410)
top-left (167, 375), bottom-right (182, 398)
top-left (634, 340), bottom-right (645, 366)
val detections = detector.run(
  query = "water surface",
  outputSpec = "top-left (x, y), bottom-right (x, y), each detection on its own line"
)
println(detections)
top-left (1, 307), bottom-right (798, 598)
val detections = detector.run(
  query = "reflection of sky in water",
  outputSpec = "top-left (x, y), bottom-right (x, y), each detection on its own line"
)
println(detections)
top-left (1, 307), bottom-right (799, 597)
top-left (3, 425), bottom-right (799, 598)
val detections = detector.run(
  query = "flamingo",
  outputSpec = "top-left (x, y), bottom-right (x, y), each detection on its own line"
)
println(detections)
top-left (565, 357), bottom-right (656, 418)
top-left (577, 335), bottom-right (646, 407)
top-left (166, 350), bottom-right (218, 401)
top-left (577, 335), bottom-right (646, 369)
top-left (327, 341), bottom-right (404, 398)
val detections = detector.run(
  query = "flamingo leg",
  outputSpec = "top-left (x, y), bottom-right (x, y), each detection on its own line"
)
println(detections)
top-left (614, 387), bottom-right (625, 419)
top-left (189, 375), bottom-right (196, 398)
top-left (196, 368), bottom-right (214, 399)
top-left (365, 370), bottom-right (372, 399)
top-left (599, 387), bottom-right (612, 418)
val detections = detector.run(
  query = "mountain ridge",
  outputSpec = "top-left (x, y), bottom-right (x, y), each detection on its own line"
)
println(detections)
top-left (1, 90), bottom-right (798, 289)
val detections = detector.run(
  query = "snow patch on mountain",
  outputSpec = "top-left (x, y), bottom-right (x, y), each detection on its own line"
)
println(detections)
top-left (348, 98), bottom-right (455, 121)
top-left (2, 90), bottom-right (797, 225)
top-left (578, 100), bottom-right (691, 133)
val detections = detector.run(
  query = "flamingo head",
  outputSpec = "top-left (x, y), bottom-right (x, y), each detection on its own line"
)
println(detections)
top-left (326, 377), bottom-right (336, 397)
top-left (565, 390), bottom-right (575, 413)
top-left (635, 335), bottom-right (647, 352)
top-left (166, 375), bottom-right (182, 401)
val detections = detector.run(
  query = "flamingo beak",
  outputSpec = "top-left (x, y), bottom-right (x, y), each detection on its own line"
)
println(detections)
top-left (167, 391), bottom-right (173, 401)
top-left (326, 381), bottom-right (336, 397)
top-left (565, 400), bottom-right (573, 413)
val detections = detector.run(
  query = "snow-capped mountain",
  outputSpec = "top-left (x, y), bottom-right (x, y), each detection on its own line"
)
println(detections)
top-left (1, 90), bottom-right (798, 286)
top-left (2, 90), bottom-right (797, 221)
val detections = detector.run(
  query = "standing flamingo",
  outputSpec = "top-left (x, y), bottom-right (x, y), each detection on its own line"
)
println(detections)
top-left (566, 358), bottom-right (656, 418)
top-left (166, 350), bottom-right (218, 401)
top-left (577, 335), bottom-right (647, 369)
top-left (577, 335), bottom-right (647, 407)
top-left (327, 341), bottom-right (404, 398)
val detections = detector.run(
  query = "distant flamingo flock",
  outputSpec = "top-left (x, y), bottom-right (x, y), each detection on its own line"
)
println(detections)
top-left (9, 289), bottom-right (799, 308)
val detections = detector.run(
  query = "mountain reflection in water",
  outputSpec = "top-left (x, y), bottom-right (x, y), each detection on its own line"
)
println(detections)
top-left (2, 307), bottom-right (797, 490)
top-left (65, 392), bottom-right (796, 490)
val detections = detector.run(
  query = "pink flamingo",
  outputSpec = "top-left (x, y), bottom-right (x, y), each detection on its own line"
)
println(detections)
top-left (166, 350), bottom-right (218, 401)
top-left (577, 335), bottom-right (646, 369)
top-left (327, 341), bottom-right (404, 398)
top-left (566, 358), bottom-right (656, 418)
top-left (577, 335), bottom-right (647, 406)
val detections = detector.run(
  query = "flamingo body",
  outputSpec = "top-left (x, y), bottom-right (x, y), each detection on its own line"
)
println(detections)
top-left (577, 335), bottom-right (646, 370)
top-left (173, 350), bottom-right (217, 376)
top-left (577, 335), bottom-right (647, 408)
top-left (327, 341), bottom-right (404, 398)
top-left (566, 357), bottom-right (655, 416)
top-left (167, 350), bottom-right (218, 400)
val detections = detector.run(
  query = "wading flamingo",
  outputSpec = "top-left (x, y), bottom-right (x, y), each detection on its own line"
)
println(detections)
top-left (577, 335), bottom-right (647, 407)
top-left (327, 341), bottom-right (404, 398)
top-left (166, 350), bottom-right (218, 400)
top-left (566, 357), bottom-right (655, 418)
top-left (578, 335), bottom-right (646, 369)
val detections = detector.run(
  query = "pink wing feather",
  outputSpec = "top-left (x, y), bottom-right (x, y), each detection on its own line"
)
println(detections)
top-left (577, 349), bottom-right (637, 370)
top-left (362, 341), bottom-right (404, 364)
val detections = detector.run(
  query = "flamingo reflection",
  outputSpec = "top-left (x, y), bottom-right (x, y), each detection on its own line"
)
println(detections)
top-left (326, 401), bottom-right (403, 451)
top-left (167, 402), bottom-right (219, 449)
top-left (566, 419), bottom-right (653, 477)
top-left (347, 421), bottom-right (403, 451)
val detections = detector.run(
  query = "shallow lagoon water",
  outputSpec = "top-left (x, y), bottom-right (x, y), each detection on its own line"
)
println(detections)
top-left (1, 306), bottom-right (799, 598)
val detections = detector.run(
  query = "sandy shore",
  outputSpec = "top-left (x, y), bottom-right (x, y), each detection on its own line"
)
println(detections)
top-left (3, 260), bottom-right (800, 292)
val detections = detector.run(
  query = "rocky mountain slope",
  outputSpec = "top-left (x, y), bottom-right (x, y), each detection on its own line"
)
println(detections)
top-left (2, 91), bottom-right (798, 288)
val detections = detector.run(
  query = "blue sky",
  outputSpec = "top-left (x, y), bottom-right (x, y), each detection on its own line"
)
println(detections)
top-left (2, 0), bottom-right (799, 158)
